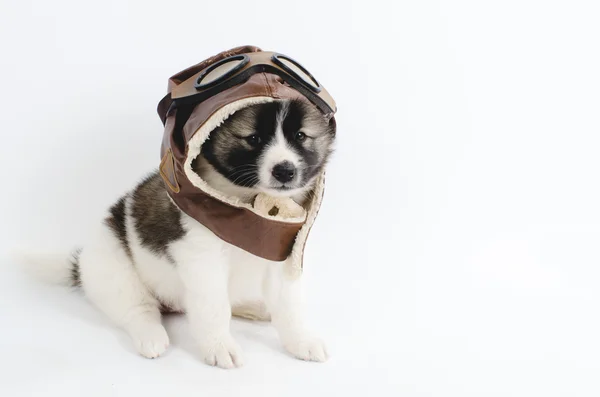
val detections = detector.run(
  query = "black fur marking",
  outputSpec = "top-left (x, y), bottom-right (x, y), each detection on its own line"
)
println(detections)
top-left (104, 195), bottom-right (132, 258)
top-left (69, 248), bottom-right (82, 288)
top-left (196, 99), bottom-right (335, 191)
top-left (282, 100), bottom-right (304, 137)
top-left (201, 102), bottom-right (279, 188)
top-left (130, 172), bottom-right (186, 258)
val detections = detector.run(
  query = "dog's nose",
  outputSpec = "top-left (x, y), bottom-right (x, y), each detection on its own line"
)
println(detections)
top-left (272, 161), bottom-right (296, 183)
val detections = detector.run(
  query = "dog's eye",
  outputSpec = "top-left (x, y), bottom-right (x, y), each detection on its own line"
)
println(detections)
top-left (246, 134), bottom-right (262, 146)
top-left (295, 131), bottom-right (307, 142)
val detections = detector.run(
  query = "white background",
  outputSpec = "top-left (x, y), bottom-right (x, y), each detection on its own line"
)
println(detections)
top-left (1, 0), bottom-right (599, 396)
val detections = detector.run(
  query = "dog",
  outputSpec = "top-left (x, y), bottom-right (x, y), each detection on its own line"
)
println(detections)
top-left (26, 98), bottom-right (335, 369)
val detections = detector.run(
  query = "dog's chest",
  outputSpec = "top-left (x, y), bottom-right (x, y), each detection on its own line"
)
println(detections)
top-left (227, 242), bottom-right (273, 305)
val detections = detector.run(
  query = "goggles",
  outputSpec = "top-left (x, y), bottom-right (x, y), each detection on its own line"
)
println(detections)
top-left (158, 51), bottom-right (336, 124)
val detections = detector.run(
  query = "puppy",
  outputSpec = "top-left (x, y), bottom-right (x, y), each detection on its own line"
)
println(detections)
top-left (32, 99), bottom-right (335, 368)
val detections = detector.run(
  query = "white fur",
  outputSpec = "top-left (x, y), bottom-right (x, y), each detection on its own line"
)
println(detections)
top-left (24, 98), bottom-right (328, 368)
top-left (59, 202), bottom-right (327, 367)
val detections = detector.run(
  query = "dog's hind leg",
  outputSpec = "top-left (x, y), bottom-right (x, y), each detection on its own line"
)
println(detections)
top-left (79, 224), bottom-right (169, 359)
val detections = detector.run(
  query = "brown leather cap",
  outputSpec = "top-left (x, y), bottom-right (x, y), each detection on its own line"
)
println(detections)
top-left (158, 46), bottom-right (335, 265)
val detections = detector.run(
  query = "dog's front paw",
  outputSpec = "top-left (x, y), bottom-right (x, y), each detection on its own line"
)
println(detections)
top-left (132, 323), bottom-right (170, 359)
top-left (283, 334), bottom-right (328, 362)
top-left (198, 334), bottom-right (244, 369)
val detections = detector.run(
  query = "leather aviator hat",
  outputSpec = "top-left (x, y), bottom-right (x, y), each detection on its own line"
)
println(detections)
top-left (157, 46), bottom-right (337, 276)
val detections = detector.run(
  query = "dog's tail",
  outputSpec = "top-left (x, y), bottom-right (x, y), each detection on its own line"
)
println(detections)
top-left (15, 248), bottom-right (82, 288)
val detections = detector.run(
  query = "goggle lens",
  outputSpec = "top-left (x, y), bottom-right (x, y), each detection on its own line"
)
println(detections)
top-left (195, 55), bottom-right (248, 89)
top-left (272, 54), bottom-right (321, 93)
